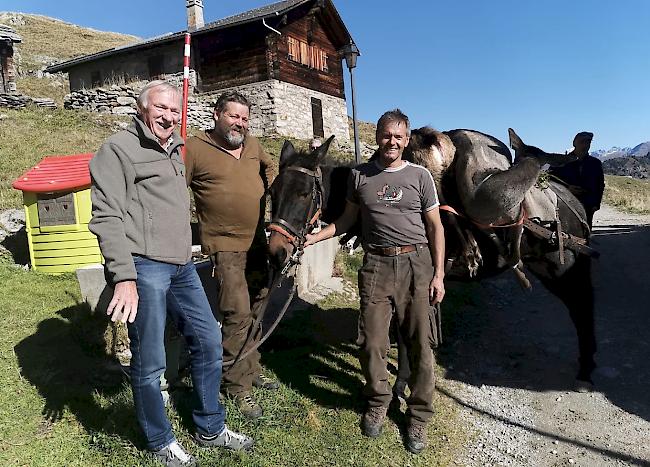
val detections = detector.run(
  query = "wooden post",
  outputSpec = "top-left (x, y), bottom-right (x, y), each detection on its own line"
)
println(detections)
top-left (181, 33), bottom-right (191, 160)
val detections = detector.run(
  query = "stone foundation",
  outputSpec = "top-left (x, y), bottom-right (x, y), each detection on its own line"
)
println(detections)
top-left (64, 76), bottom-right (350, 141)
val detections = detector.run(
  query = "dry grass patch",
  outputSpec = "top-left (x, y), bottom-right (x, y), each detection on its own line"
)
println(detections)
top-left (2, 12), bottom-right (138, 72)
top-left (349, 117), bottom-right (377, 147)
top-left (603, 175), bottom-right (650, 214)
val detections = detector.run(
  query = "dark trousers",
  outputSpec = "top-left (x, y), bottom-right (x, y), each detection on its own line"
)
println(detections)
top-left (212, 251), bottom-right (261, 396)
top-left (357, 244), bottom-right (438, 425)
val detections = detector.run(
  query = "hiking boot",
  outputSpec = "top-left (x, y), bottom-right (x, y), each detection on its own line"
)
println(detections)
top-left (361, 405), bottom-right (388, 438)
top-left (253, 373), bottom-right (280, 390)
top-left (235, 393), bottom-right (263, 419)
top-left (152, 440), bottom-right (196, 467)
top-left (406, 423), bottom-right (428, 454)
top-left (194, 425), bottom-right (254, 451)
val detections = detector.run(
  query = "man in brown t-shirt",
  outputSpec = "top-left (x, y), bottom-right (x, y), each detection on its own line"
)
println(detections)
top-left (186, 91), bottom-right (277, 419)
top-left (305, 109), bottom-right (445, 454)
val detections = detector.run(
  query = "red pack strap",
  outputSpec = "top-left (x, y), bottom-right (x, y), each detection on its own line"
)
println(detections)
top-left (439, 204), bottom-right (526, 229)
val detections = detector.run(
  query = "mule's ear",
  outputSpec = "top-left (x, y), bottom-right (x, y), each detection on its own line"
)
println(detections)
top-left (508, 128), bottom-right (524, 152)
top-left (280, 140), bottom-right (296, 168)
top-left (313, 135), bottom-right (335, 163)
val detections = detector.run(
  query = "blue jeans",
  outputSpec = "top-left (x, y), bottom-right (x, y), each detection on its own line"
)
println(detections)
top-left (129, 256), bottom-right (225, 450)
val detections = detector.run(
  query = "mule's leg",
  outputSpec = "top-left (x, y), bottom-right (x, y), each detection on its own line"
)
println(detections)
top-left (443, 212), bottom-right (483, 277)
top-left (540, 256), bottom-right (596, 385)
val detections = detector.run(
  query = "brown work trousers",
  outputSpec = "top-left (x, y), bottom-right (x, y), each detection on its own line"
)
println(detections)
top-left (212, 251), bottom-right (261, 396)
top-left (358, 244), bottom-right (439, 425)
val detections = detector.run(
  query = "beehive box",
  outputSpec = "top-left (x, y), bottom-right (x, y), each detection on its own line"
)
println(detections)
top-left (12, 153), bottom-right (103, 273)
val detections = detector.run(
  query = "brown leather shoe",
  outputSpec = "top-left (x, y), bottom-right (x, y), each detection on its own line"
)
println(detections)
top-left (406, 423), bottom-right (427, 454)
top-left (252, 374), bottom-right (279, 390)
top-left (235, 393), bottom-right (263, 419)
top-left (361, 406), bottom-right (388, 438)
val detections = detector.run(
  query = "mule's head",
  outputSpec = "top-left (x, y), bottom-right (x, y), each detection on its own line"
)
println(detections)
top-left (508, 128), bottom-right (578, 166)
top-left (268, 135), bottom-right (334, 270)
top-left (404, 127), bottom-right (456, 183)
top-left (508, 128), bottom-right (544, 159)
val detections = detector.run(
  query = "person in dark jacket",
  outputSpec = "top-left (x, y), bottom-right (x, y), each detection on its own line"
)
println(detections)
top-left (89, 81), bottom-right (253, 466)
top-left (550, 131), bottom-right (605, 228)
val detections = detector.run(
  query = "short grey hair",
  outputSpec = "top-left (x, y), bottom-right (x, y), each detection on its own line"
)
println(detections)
top-left (137, 80), bottom-right (181, 112)
top-left (376, 109), bottom-right (411, 137)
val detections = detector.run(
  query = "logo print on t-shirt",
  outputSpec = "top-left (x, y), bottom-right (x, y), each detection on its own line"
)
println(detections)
top-left (377, 184), bottom-right (403, 204)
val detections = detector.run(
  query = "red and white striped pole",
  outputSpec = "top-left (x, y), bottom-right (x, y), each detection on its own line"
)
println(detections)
top-left (181, 32), bottom-right (191, 160)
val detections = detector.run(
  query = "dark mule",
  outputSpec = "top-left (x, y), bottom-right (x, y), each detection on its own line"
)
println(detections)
top-left (268, 130), bottom-right (596, 385)
top-left (267, 135), bottom-right (351, 269)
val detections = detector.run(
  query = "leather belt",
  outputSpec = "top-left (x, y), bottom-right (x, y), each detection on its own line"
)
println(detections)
top-left (366, 245), bottom-right (417, 256)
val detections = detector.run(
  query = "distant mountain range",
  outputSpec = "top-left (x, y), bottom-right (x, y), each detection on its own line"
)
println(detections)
top-left (594, 142), bottom-right (650, 179)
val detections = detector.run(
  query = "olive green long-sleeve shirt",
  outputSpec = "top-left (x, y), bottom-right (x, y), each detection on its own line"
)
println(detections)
top-left (185, 131), bottom-right (276, 253)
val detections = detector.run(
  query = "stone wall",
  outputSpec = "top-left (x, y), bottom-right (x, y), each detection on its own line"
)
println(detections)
top-left (64, 76), bottom-right (350, 142)
top-left (0, 92), bottom-right (56, 109)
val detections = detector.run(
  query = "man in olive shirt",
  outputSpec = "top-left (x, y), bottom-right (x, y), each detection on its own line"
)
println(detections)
top-left (185, 91), bottom-right (277, 419)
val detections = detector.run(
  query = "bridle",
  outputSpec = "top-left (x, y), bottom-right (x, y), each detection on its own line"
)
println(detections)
top-left (268, 165), bottom-right (324, 249)
top-left (221, 165), bottom-right (323, 369)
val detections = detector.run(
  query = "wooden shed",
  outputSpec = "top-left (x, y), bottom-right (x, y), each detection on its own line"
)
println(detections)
top-left (12, 154), bottom-right (102, 273)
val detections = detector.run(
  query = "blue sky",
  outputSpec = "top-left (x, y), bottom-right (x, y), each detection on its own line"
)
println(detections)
top-left (3, 0), bottom-right (649, 152)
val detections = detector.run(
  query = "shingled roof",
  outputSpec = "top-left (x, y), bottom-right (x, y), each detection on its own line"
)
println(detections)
top-left (46, 0), bottom-right (355, 73)
top-left (0, 24), bottom-right (22, 43)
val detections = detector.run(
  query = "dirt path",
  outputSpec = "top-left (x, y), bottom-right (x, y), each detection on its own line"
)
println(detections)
top-left (439, 204), bottom-right (650, 466)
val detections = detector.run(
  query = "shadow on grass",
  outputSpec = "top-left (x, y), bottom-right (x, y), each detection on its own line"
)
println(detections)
top-left (0, 227), bottom-right (30, 266)
top-left (260, 296), bottom-right (366, 414)
top-left (13, 302), bottom-right (145, 449)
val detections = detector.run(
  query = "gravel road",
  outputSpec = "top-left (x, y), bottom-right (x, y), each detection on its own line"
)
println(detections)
top-left (438, 204), bottom-right (650, 466)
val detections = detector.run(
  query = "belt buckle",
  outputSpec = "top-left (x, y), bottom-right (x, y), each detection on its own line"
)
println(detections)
top-left (394, 246), bottom-right (402, 255)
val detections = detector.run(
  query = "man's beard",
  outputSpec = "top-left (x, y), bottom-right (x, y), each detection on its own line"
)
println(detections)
top-left (224, 129), bottom-right (245, 148)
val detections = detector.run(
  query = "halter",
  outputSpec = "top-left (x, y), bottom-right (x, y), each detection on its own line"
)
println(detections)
top-left (268, 165), bottom-right (323, 246)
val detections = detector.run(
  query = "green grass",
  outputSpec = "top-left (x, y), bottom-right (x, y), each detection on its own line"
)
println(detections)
top-left (0, 253), bottom-right (467, 466)
top-left (603, 175), bottom-right (650, 214)
top-left (1, 109), bottom-right (356, 211)
top-left (0, 107), bottom-right (128, 210)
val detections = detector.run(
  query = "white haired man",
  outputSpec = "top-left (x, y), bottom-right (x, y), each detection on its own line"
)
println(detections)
top-left (89, 81), bottom-right (253, 466)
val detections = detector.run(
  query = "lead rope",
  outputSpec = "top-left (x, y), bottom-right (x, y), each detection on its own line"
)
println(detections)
top-left (224, 170), bottom-right (322, 369)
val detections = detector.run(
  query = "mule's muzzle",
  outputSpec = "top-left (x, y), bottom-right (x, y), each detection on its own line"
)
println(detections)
top-left (267, 230), bottom-right (295, 271)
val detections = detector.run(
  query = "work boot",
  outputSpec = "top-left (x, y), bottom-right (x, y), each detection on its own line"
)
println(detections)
top-left (253, 373), bottom-right (280, 390)
top-left (152, 440), bottom-right (196, 467)
top-left (235, 393), bottom-right (263, 419)
top-left (406, 423), bottom-right (428, 454)
top-left (194, 425), bottom-right (254, 451)
top-left (361, 405), bottom-right (388, 438)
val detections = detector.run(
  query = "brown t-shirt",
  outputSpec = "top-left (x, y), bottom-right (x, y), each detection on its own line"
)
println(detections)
top-left (347, 160), bottom-right (439, 249)
top-left (185, 131), bottom-right (276, 253)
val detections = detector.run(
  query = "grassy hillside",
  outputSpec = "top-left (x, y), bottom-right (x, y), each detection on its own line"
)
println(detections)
top-left (603, 175), bottom-right (650, 214)
top-left (0, 12), bottom-right (138, 103)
